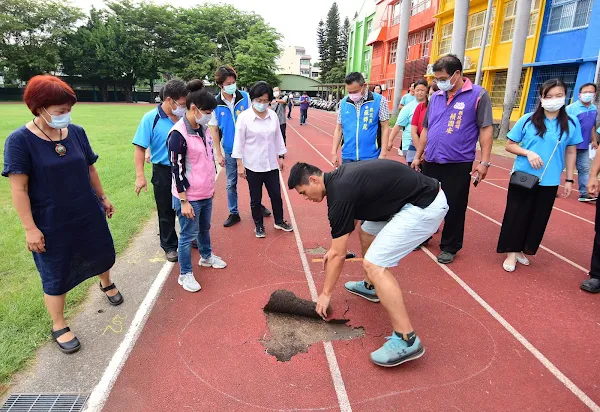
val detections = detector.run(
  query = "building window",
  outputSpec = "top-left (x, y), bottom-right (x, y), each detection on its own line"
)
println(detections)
top-left (422, 27), bottom-right (434, 57)
top-left (363, 50), bottom-right (371, 73)
top-left (385, 79), bottom-right (395, 101)
top-left (366, 20), bottom-right (372, 35)
top-left (300, 59), bottom-right (310, 66)
top-left (411, 0), bottom-right (431, 16)
top-left (490, 70), bottom-right (527, 108)
top-left (466, 8), bottom-right (495, 49)
top-left (529, 0), bottom-right (541, 36)
top-left (407, 28), bottom-right (435, 59)
top-left (389, 40), bottom-right (398, 64)
top-left (548, 0), bottom-right (592, 33)
top-left (501, 0), bottom-right (541, 42)
top-left (526, 65), bottom-right (578, 111)
top-left (296, 49), bottom-right (305, 56)
top-left (439, 23), bottom-right (453, 55)
top-left (392, 2), bottom-right (401, 25)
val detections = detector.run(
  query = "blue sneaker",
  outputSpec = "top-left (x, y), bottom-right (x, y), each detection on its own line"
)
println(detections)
top-left (370, 334), bottom-right (425, 367)
top-left (344, 280), bottom-right (379, 303)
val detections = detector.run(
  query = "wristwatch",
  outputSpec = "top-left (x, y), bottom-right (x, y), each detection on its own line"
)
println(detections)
top-left (565, 179), bottom-right (575, 183)
top-left (479, 161), bottom-right (492, 167)
top-left (180, 199), bottom-right (188, 204)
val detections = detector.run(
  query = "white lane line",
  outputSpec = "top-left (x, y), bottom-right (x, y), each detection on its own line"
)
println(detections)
top-left (292, 123), bottom-right (597, 409)
top-left (279, 171), bottom-right (352, 412)
top-left (480, 180), bottom-right (593, 225)
top-left (420, 246), bottom-right (600, 412)
top-left (467, 206), bottom-right (589, 273)
top-left (84, 165), bottom-right (224, 412)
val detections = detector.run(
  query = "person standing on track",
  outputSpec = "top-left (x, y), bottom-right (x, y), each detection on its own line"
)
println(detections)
top-left (133, 79), bottom-right (188, 263)
top-left (287, 92), bottom-right (294, 119)
top-left (208, 65), bottom-right (271, 228)
top-left (566, 83), bottom-right (598, 202)
top-left (497, 79), bottom-right (581, 272)
top-left (583, 125), bottom-right (600, 293)
top-left (411, 54), bottom-right (493, 265)
top-left (232, 81), bottom-right (294, 238)
top-left (331, 72), bottom-right (391, 166)
top-left (271, 87), bottom-right (289, 153)
top-left (288, 160), bottom-right (448, 367)
top-left (299, 91), bottom-right (311, 125)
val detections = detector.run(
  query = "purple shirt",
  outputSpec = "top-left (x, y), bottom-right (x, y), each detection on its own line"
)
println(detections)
top-left (300, 95), bottom-right (310, 110)
top-left (566, 101), bottom-right (597, 149)
top-left (424, 78), bottom-right (492, 164)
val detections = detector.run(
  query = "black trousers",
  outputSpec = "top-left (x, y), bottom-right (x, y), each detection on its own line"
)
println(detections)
top-left (422, 161), bottom-right (472, 254)
top-left (497, 184), bottom-right (558, 255)
top-left (287, 105), bottom-right (293, 118)
top-left (280, 123), bottom-right (287, 146)
top-left (152, 164), bottom-right (178, 252)
top-left (591, 200), bottom-right (600, 279)
top-left (246, 169), bottom-right (284, 227)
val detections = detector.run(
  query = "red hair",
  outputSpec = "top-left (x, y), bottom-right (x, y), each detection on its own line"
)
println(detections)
top-left (23, 75), bottom-right (77, 116)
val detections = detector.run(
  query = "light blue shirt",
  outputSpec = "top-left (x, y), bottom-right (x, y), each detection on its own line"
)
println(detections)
top-left (508, 112), bottom-right (583, 186)
top-left (132, 105), bottom-right (175, 166)
top-left (400, 93), bottom-right (416, 106)
top-left (396, 99), bottom-right (419, 151)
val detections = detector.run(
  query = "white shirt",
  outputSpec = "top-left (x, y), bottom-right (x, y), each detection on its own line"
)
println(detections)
top-left (232, 108), bottom-right (287, 172)
top-left (208, 92), bottom-right (235, 127)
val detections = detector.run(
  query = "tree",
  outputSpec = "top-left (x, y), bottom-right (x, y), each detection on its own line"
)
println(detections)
top-left (234, 21), bottom-right (281, 87)
top-left (340, 17), bottom-right (351, 62)
top-left (0, 0), bottom-right (83, 81)
top-left (318, 3), bottom-right (346, 81)
top-left (317, 19), bottom-right (327, 69)
top-left (323, 61), bottom-right (346, 84)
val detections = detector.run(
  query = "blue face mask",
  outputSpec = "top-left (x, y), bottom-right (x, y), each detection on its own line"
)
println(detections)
top-left (253, 101), bottom-right (267, 113)
top-left (44, 108), bottom-right (71, 129)
top-left (224, 83), bottom-right (237, 95)
top-left (436, 72), bottom-right (457, 92)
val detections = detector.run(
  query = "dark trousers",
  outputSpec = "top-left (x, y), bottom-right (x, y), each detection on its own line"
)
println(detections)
top-left (246, 168), bottom-right (284, 227)
top-left (280, 123), bottom-right (287, 146)
top-left (497, 184), bottom-right (558, 255)
top-left (300, 108), bottom-right (308, 124)
top-left (422, 161), bottom-right (471, 254)
top-left (287, 105), bottom-right (293, 118)
top-left (152, 164), bottom-right (178, 252)
top-left (591, 200), bottom-right (600, 279)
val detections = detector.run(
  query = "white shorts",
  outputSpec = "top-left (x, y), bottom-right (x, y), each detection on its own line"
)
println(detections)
top-left (362, 190), bottom-right (449, 268)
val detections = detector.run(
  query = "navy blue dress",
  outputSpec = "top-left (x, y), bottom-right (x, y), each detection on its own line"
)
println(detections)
top-left (2, 124), bottom-right (116, 295)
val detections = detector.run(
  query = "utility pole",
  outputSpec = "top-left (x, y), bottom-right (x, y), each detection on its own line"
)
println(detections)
top-left (451, 0), bottom-right (469, 65)
top-left (392, 0), bottom-right (411, 116)
top-left (498, 0), bottom-right (532, 140)
top-left (475, 0), bottom-right (494, 85)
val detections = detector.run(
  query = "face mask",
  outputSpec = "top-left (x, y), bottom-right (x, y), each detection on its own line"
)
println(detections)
top-left (349, 92), bottom-right (362, 103)
top-left (436, 73), bottom-right (457, 92)
top-left (541, 97), bottom-right (565, 112)
top-left (273, 91), bottom-right (280, 98)
top-left (43, 108), bottom-right (71, 129)
top-left (580, 93), bottom-right (595, 103)
top-left (171, 102), bottom-right (186, 118)
top-left (224, 83), bottom-right (237, 95)
top-left (253, 101), bottom-right (267, 112)
top-left (195, 112), bottom-right (211, 127)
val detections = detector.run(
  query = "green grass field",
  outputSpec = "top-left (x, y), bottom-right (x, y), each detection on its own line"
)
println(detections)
top-left (0, 103), bottom-right (157, 388)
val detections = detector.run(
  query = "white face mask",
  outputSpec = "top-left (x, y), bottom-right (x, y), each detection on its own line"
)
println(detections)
top-left (195, 112), bottom-right (211, 127)
top-left (43, 108), bottom-right (71, 129)
top-left (171, 101), bottom-right (186, 118)
top-left (273, 91), bottom-right (280, 98)
top-left (541, 97), bottom-right (566, 113)
top-left (580, 92), bottom-right (595, 103)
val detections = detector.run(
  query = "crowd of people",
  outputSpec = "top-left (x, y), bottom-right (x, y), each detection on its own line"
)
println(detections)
top-left (3, 54), bottom-right (599, 367)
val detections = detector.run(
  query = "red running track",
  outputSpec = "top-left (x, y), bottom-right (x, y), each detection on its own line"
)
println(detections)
top-left (101, 107), bottom-right (600, 412)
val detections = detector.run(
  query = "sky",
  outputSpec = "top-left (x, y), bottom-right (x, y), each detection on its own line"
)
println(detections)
top-left (68, 0), bottom-right (367, 61)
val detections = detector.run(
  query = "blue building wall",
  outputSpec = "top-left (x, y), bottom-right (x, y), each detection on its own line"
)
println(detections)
top-left (525, 0), bottom-right (599, 110)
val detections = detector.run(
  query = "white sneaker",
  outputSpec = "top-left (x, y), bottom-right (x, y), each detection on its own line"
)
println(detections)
top-left (199, 254), bottom-right (227, 269)
top-left (178, 272), bottom-right (201, 292)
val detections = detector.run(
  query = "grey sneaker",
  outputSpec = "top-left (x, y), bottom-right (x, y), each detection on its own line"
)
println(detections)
top-left (178, 272), bottom-right (201, 292)
top-left (255, 226), bottom-right (266, 238)
top-left (199, 254), bottom-right (227, 269)
top-left (437, 251), bottom-right (455, 264)
top-left (274, 220), bottom-right (293, 232)
top-left (166, 251), bottom-right (178, 262)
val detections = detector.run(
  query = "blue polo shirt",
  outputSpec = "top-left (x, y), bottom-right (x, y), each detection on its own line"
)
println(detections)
top-left (566, 100), bottom-right (597, 149)
top-left (508, 112), bottom-right (583, 186)
top-left (400, 93), bottom-right (416, 106)
top-left (132, 104), bottom-right (175, 166)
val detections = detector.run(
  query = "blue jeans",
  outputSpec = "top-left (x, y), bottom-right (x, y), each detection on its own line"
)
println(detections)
top-left (300, 108), bottom-right (308, 124)
top-left (173, 197), bottom-right (213, 274)
top-left (576, 149), bottom-right (590, 196)
top-left (224, 153), bottom-right (238, 214)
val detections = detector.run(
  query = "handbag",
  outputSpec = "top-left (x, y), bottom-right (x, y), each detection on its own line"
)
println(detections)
top-left (509, 132), bottom-right (562, 190)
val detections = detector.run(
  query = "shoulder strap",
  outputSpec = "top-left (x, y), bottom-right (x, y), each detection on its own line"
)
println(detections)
top-left (539, 132), bottom-right (564, 183)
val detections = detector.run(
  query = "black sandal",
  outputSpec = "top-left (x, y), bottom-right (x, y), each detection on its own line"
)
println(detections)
top-left (51, 327), bottom-right (81, 354)
top-left (99, 281), bottom-right (124, 306)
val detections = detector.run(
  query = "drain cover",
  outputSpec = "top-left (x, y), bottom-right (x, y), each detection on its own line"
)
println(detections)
top-left (0, 394), bottom-right (88, 412)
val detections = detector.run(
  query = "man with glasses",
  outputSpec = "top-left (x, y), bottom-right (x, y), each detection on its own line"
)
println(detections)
top-left (412, 54), bottom-right (493, 264)
top-left (133, 79), bottom-right (189, 262)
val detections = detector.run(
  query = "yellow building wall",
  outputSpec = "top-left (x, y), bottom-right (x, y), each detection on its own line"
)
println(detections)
top-left (430, 0), bottom-right (546, 122)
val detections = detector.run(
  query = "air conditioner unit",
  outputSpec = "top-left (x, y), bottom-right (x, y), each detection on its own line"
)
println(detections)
top-left (464, 55), bottom-right (476, 70)
top-left (381, 83), bottom-right (387, 91)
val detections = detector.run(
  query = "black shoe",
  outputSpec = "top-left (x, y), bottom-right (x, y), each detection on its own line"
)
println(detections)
top-left (99, 281), bottom-right (124, 306)
top-left (224, 213), bottom-right (241, 227)
top-left (255, 226), bottom-right (266, 238)
top-left (51, 327), bottom-right (81, 354)
top-left (437, 251), bottom-right (455, 264)
top-left (261, 206), bottom-right (272, 217)
top-left (166, 250), bottom-right (178, 262)
top-left (274, 220), bottom-right (293, 232)
top-left (581, 278), bottom-right (600, 293)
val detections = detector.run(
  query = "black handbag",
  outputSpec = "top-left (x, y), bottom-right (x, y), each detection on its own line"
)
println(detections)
top-left (509, 129), bottom-right (563, 190)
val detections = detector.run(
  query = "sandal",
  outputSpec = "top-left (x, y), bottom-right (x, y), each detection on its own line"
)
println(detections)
top-left (51, 327), bottom-right (81, 354)
top-left (99, 281), bottom-right (124, 306)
